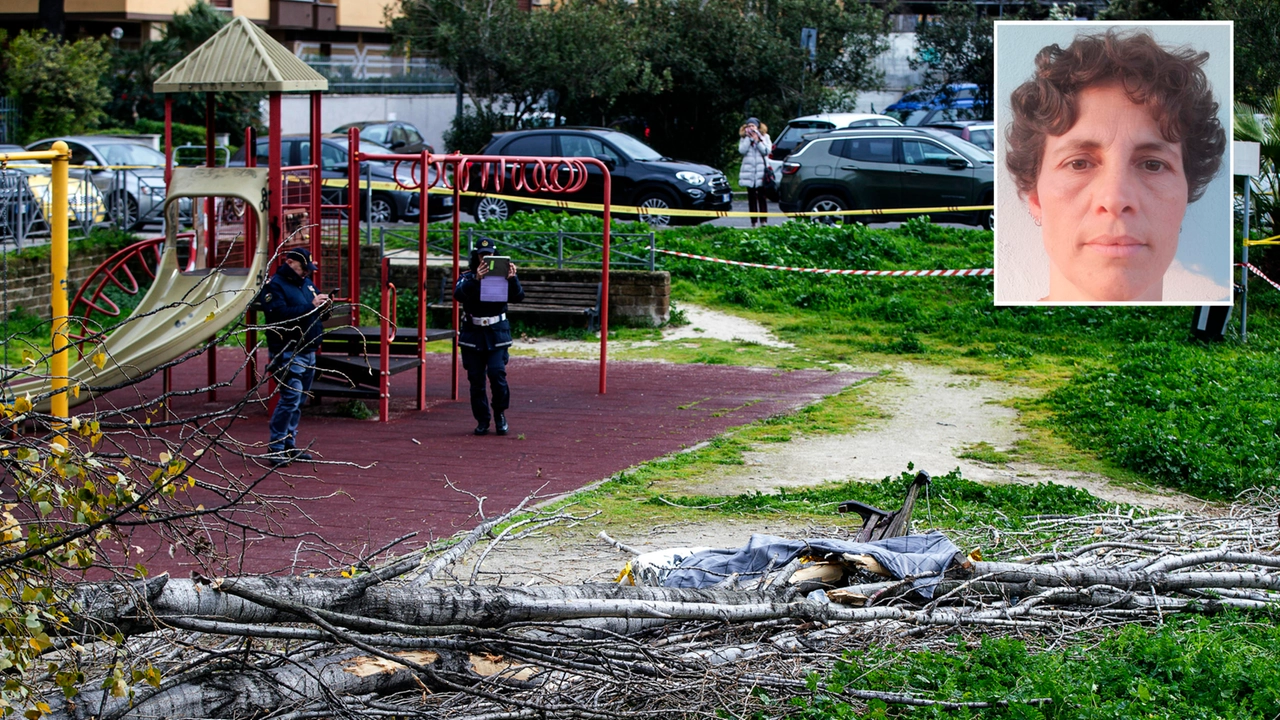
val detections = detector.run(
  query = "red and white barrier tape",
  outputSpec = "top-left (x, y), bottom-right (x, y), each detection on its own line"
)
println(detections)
top-left (654, 248), bottom-right (993, 277)
top-left (1242, 262), bottom-right (1280, 293)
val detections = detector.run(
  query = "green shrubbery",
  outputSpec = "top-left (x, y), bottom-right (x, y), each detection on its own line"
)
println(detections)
top-left (802, 617), bottom-right (1280, 719)
top-left (1048, 343), bottom-right (1280, 499)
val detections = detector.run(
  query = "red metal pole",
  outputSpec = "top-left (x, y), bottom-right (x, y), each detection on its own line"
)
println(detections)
top-left (451, 158), bottom-right (461, 401)
top-left (379, 257), bottom-right (391, 422)
top-left (417, 150), bottom-right (428, 410)
top-left (347, 127), bottom-right (361, 327)
top-left (310, 91), bottom-right (322, 265)
top-left (269, 92), bottom-right (283, 252)
top-left (599, 164), bottom-right (610, 395)
top-left (245, 126), bottom-right (258, 393)
top-left (163, 97), bottom-right (173, 186)
top-left (206, 92), bottom-right (218, 401)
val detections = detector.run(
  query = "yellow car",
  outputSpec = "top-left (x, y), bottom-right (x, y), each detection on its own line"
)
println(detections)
top-left (22, 167), bottom-right (109, 226)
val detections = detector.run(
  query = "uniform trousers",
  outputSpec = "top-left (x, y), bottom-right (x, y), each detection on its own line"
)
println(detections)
top-left (461, 346), bottom-right (510, 425)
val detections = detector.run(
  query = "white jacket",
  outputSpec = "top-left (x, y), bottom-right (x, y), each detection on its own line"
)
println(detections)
top-left (738, 134), bottom-right (773, 188)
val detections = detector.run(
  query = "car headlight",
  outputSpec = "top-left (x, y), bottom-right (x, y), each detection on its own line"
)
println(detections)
top-left (140, 184), bottom-right (164, 197)
top-left (676, 171), bottom-right (706, 186)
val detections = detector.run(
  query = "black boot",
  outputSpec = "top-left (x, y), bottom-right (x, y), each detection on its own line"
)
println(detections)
top-left (474, 422), bottom-right (489, 436)
top-left (495, 414), bottom-right (508, 436)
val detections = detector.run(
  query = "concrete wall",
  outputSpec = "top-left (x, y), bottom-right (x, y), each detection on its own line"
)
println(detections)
top-left (275, 94), bottom-right (466, 156)
top-left (859, 32), bottom-right (922, 114)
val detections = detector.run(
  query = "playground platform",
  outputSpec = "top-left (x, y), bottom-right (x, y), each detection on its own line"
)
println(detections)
top-left (106, 347), bottom-right (872, 575)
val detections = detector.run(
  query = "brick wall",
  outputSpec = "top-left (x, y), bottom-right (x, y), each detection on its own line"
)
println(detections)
top-left (1, 244), bottom-right (136, 321)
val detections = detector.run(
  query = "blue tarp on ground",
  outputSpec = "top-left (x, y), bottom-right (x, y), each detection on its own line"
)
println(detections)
top-left (662, 532), bottom-right (961, 597)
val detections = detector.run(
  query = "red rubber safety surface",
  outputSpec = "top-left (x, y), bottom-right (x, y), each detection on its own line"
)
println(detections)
top-left (92, 348), bottom-right (872, 575)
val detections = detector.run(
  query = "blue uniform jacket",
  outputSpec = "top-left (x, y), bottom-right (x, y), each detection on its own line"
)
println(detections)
top-left (257, 264), bottom-right (327, 354)
top-left (454, 270), bottom-right (525, 352)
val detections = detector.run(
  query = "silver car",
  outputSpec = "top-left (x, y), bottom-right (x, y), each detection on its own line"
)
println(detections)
top-left (25, 136), bottom-right (170, 230)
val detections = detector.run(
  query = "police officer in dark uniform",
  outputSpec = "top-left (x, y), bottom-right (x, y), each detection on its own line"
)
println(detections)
top-left (454, 238), bottom-right (524, 435)
top-left (258, 247), bottom-right (330, 465)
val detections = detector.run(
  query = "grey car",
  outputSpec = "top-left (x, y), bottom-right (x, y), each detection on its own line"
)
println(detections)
top-left (26, 136), bottom-right (169, 230)
top-left (777, 127), bottom-right (994, 230)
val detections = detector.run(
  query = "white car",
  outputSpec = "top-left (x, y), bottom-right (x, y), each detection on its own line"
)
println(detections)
top-left (768, 113), bottom-right (903, 175)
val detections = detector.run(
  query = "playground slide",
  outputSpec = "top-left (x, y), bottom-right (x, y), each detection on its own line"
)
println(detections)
top-left (8, 167), bottom-right (270, 412)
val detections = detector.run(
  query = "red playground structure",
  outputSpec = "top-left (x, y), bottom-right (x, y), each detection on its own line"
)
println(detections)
top-left (63, 15), bottom-right (612, 422)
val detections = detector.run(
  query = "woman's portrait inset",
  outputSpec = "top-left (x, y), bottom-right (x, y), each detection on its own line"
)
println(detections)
top-left (994, 22), bottom-right (1232, 305)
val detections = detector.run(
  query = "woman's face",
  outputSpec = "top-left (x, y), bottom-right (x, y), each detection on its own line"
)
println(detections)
top-left (1028, 84), bottom-right (1188, 301)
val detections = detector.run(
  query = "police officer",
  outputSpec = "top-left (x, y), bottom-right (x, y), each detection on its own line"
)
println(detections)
top-left (454, 238), bottom-right (523, 435)
top-left (258, 247), bottom-right (330, 465)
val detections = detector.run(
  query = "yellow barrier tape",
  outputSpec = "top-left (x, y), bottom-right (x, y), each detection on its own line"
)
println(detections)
top-left (1244, 234), bottom-right (1280, 246)
top-left (318, 178), bottom-right (405, 193)
top-left (420, 186), bottom-right (993, 219)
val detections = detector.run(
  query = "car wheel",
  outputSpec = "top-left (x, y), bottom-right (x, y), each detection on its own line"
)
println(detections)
top-left (474, 196), bottom-right (510, 223)
top-left (111, 194), bottom-right (141, 231)
top-left (366, 194), bottom-right (397, 224)
top-left (804, 194), bottom-right (848, 226)
top-left (982, 207), bottom-right (994, 231)
top-left (635, 191), bottom-right (676, 228)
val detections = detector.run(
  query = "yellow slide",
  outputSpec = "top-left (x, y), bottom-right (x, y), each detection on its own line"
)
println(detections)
top-left (8, 167), bottom-right (271, 411)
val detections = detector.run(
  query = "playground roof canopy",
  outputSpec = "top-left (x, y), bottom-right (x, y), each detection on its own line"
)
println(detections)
top-left (154, 15), bottom-right (328, 94)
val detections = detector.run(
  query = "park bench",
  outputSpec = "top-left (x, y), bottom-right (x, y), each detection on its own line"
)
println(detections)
top-left (431, 276), bottom-right (602, 331)
top-left (838, 470), bottom-right (932, 542)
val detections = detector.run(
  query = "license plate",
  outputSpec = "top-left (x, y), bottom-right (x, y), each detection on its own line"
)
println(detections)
top-left (442, 197), bottom-right (454, 206)
top-left (721, 194), bottom-right (731, 204)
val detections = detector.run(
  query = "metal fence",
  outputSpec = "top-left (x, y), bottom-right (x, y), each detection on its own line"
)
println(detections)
top-left (378, 227), bottom-right (658, 271)
top-left (0, 98), bottom-right (18, 145)
top-left (302, 56), bottom-right (456, 94)
top-left (0, 165), bottom-right (179, 249)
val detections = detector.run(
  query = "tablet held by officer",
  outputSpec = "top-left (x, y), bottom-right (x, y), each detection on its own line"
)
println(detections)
top-left (454, 238), bottom-right (524, 435)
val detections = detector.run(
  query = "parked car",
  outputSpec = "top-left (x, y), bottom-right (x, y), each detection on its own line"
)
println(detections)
top-left (229, 134), bottom-right (453, 224)
top-left (333, 121), bottom-right (434, 155)
top-left (771, 113), bottom-right (903, 162)
top-left (777, 126), bottom-right (994, 230)
top-left (924, 121), bottom-right (995, 152)
top-left (463, 127), bottom-right (733, 227)
top-left (25, 136), bottom-right (168, 230)
top-left (885, 84), bottom-right (983, 126)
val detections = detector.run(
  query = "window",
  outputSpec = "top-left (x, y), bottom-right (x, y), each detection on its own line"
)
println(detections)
top-left (254, 140), bottom-right (272, 166)
top-left (362, 125), bottom-right (388, 145)
top-left (559, 135), bottom-right (618, 162)
top-left (321, 144), bottom-right (345, 170)
top-left (100, 143), bottom-right (165, 167)
top-left (902, 139), bottom-right (961, 167)
top-left (969, 129), bottom-right (992, 150)
top-left (388, 125), bottom-right (410, 148)
top-left (66, 143), bottom-right (94, 167)
top-left (403, 125), bottom-right (424, 144)
top-left (838, 137), bottom-right (895, 163)
top-left (502, 134), bottom-right (555, 157)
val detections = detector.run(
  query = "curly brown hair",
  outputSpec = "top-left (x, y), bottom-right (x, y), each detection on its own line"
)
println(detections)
top-left (1005, 29), bottom-right (1225, 203)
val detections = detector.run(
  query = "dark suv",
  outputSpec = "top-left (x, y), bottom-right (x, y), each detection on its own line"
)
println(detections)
top-left (463, 127), bottom-right (732, 226)
top-left (777, 127), bottom-right (993, 230)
